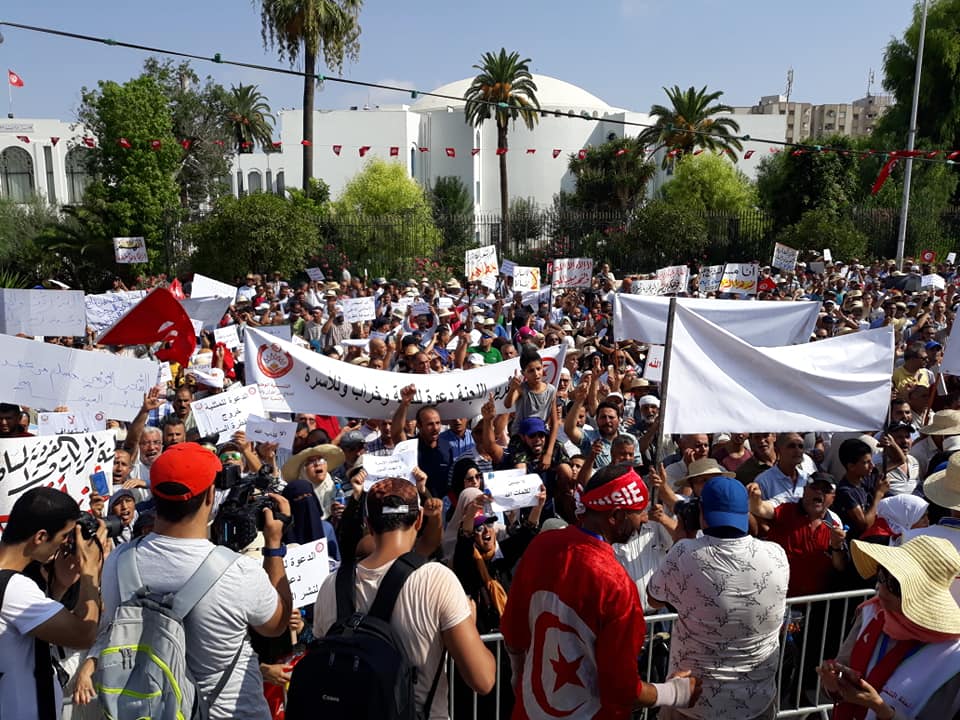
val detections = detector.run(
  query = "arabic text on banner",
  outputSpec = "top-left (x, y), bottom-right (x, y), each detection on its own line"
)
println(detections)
top-left (37, 411), bottom-right (107, 436)
top-left (84, 290), bottom-right (147, 335)
top-left (718, 263), bottom-right (759, 295)
top-left (113, 236), bottom-right (148, 264)
top-left (245, 415), bottom-right (297, 451)
top-left (342, 296), bottom-right (376, 323)
top-left (190, 384), bottom-right (266, 439)
top-left (656, 265), bottom-right (690, 295)
top-left (551, 258), bottom-right (593, 289)
top-left (0, 289), bottom-right (87, 337)
top-left (361, 439), bottom-right (418, 489)
top-left (512, 267), bottom-right (541, 292)
top-left (465, 245), bottom-right (498, 286)
top-left (483, 470), bottom-right (542, 513)
top-left (771, 243), bottom-right (799, 272)
top-left (697, 265), bottom-right (725, 294)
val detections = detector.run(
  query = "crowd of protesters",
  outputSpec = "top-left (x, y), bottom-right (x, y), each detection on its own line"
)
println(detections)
top-left (0, 253), bottom-right (958, 720)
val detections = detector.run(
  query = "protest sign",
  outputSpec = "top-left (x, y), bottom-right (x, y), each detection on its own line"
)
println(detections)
top-left (0, 430), bottom-right (116, 523)
top-left (947, 252), bottom-right (957, 265)
top-left (181, 297), bottom-right (232, 332)
top-left (633, 279), bottom-right (663, 296)
top-left (483, 469), bottom-right (542, 512)
top-left (37, 410), bottom-right (107, 436)
top-left (113, 236), bottom-right (148, 264)
top-left (412, 301), bottom-right (432, 317)
top-left (772, 243), bottom-right (799, 272)
top-left (520, 285), bottom-right (551, 310)
top-left (718, 263), bottom-right (759, 295)
top-left (213, 325), bottom-right (240, 349)
top-left (84, 290), bottom-right (147, 335)
top-left (438, 296), bottom-right (454, 310)
top-left (823, 249), bottom-right (833, 263)
top-left (246, 415), bottom-right (297, 451)
top-left (0, 334), bottom-right (158, 421)
top-left (697, 265), bottom-right (724, 294)
top-left (342, 296), bottom-right (376, 323)
top-left (157, 362), bottom-right (173, 385)
top-left (809, 261), bottom-right (826, 275)
top-left (246, 328), bottom-right (565, 419)
top-left (0, 289), bottom-right (86, 337)
top-left (465, 245), bottom-right (498, 287)
top-left (191, 384), bottom-right (265, 439)
top-left (361, 439), bottom-right (418, 489)
top-left (921, 274), bottom-right (946, 291)
top-left (284, 540), bottom-right (330, 608)
top-left (191, 273), bottom-right (237, 300)
top-left (512, 266), bottom-right (541, 292)
top-left (656, 265), bottom-right (690, 295)
top-left (552, 258), bottom-right (593, 289)
top-left (248, 324), bottom-right (292, 342)
top-left (643, 345), bottom-right (665, 382)
top-left (500, 259), bottom-right (516, 276)
top-left (305, 267), bottom-right (325, 282)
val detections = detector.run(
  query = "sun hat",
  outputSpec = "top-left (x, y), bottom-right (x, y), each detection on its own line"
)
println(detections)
top-left (281, 444), bottom-right (345, 483)
top-left (922, 452), bottom-right (960, 510)
top-left (851, 535), bottom-right (960, 634)
top-left (700, 476), bottom-right (749, 533)
top-left (629, 378), bottom-right (650, 391)
top-left (466, 352), bottom-right (486, 366)
top-left (918, 409), bottom-right (960, 436)
top-left (150, 442), bottom-right (222, 501)
top-left (679, 457), bottom-right (733, 484)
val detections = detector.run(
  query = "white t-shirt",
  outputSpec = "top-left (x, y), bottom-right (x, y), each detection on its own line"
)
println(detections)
top-left (95, 535), bottom-right (279, 720)
top-left (613, 522), bottom-right (673, 612)
top-left (312, 559), bottom-right (471, 720)
top-left (0, 574), bottom-right (64, 720)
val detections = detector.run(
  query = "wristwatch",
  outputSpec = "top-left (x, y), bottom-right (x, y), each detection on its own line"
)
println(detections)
top-left (262, 545), bottom-right (287, 558)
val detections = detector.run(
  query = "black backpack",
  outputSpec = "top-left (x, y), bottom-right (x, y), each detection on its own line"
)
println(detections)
top-left (285, 552), bottom-right (445, 720)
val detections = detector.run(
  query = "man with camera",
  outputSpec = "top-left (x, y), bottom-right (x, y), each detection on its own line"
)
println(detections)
top-left (86, 442), bottom-right (293, 719)
top-left (0, 487), bottom-right (105, 720)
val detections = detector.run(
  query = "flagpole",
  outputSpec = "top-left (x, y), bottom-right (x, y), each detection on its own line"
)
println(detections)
top-left (653, 297), bottom-right (677, 484)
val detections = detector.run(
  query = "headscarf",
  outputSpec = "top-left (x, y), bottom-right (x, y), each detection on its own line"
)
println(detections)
top-left (282, 479), bottom-right (327, 545)
top-left (877, 495), bottom-right (928, 539)
top-left (442, 487), bottom-right (483, 561)
top-left (474, 541), bottom-right (508, 619)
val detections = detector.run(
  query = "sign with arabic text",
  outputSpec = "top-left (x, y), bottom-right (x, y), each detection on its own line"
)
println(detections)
top-left (284, 540), bottom-right (330, 608)
top-left (190, 384), bottom-right (265, 439)
top-left (718, 263), bottom-right (759, 295)
top-left (551, 258), bottom-right (593, 289)
top-left (465, 245), bottom-right (498, 287)
top-left (113, 236), bottom-right (148, 264)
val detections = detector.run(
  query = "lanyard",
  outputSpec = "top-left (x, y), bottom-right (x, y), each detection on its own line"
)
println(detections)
top-left (578, 527), bottom-right (606, 544)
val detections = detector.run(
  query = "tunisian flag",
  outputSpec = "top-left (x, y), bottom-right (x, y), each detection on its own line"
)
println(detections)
top-left (98, 288), bottom-right (196, 366)
top-left (8, 70), bottom-right (24, 88)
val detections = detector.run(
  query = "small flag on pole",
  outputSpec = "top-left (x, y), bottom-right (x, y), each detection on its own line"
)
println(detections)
top-left (7, 70), bottom-right (24, 88)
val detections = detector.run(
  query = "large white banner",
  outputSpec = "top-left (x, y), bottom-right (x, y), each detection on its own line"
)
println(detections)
top-left (661, 305), bottom-right (893, 434)
top-left (0, 430), bottom-right (116, 523)
top-left (245, 328), bottom-right (565, 419)
top-left (84, 291), bottom-right (147, 335)
top-left (939, 320), bottom-right (960, 376)
top-left (613, 294), bottom-right (820, 346)
top-left (0, 289), bottom-right (87, 337)
top-left (0, 334), bottom-right (158, 421)
top-left (465, 245), bottom-right (498, 287)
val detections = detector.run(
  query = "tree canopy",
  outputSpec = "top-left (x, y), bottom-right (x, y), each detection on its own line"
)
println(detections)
top-left (566, 136), bottom-right (655, 212)
top-left (661, 153), bottom-right (756, 215)
top-left (637, 85), bottom-right (743, 163)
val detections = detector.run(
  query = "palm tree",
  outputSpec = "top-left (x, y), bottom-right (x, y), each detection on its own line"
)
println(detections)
top-left (225, 84), bottom-right (276, 154)
top-left (258, 0), bottom-right (362, 190)
top-left (464, 49), bottom-right (540, 250)
top-left (638, 85), bottom-right (743, 166)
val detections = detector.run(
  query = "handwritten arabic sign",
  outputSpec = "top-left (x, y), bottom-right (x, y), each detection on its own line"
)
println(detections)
top-left (0, 430), bottom-right (116, 523)
top-left (191, 384), bottom-right (266, 439)
top-left (632, 279), bottom-right (663, 296)
top-left (718, 263), bottom-right (758, 295)
top-left (552, 258), bottom-right (593, 289)
top-left (656, 265), bottom-right (689, 295)
top-left (284, 540), bottom-right (330, 609)
top-left (643, 344), bottom-right (665, 382)
top-left (772, 243), bottom-right (799, 272)
top-left (84, 291), bottom-right (147, 335)
top-left (213, 325), bottom-right (240, 349)
top-left (245, 415), bottom-right (297, 451)
top-left (0, 289), bottom-right (87, 337)
top-left (361, 439), bottom-right (418, 489)
top-left (248, 324), bottom-right (292, 342)
top-left (342, 296), bottom-right (376, 324)
top-left (500, 259), bottom-right (516, 276)
top-left (921, 274), bottom-right (946, 291)
top-left (697, 265), bottom-right (724, 294)
top-left (37, 411), bottom-right (106, 436)
top-left (0, 334), bottom-right (158, 422)
top-left (113, 236), bottom-right (148, 264)
top-left (483, 469), bottom-right (542, 512)
top-left (512, 266), bottom-right (541, 292)
top-left (465, 245), bottom-right (498, 287)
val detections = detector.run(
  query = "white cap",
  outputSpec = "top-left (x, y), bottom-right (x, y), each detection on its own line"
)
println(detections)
top-left (466, 352), bottom-right (486, 366)
top-left (638, 394), bottom-right (660, 407)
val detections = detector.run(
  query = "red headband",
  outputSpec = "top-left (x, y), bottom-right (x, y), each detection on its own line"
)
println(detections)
top-left (580, 467), bottom-right (649, 512)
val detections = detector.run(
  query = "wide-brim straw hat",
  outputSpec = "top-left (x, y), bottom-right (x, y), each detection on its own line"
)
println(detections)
top-left (922, 452), bottom-right (960, 510)
top-left (680, 457), bottom-right (733, 484)
top-left (851, 535), bottom-right (960, 634)
top-left (281, 444), bottom-right (345, 483)
top-left (918, 409), bottom-right (960, 436)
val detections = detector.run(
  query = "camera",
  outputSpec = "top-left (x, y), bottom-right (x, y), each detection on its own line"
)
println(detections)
top-left (675, 496), bottom-right (701, 535)
top-left (211, 465), bottom-right (289, 552)
top-left (64, 512), bottom-right (125, 554)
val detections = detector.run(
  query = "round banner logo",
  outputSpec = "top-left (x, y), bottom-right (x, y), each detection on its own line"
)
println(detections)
top-left (257, 343), bottom-right (294, 379)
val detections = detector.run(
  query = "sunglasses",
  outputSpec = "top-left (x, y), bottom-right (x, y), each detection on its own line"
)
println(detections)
top-left (876, 566), bottom-right (901, 597)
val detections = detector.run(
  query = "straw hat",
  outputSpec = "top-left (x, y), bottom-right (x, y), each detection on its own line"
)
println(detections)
top-left (851, 536), bottom-right (960, 634)
top-left (922, 452), bottom-right (960, 510)
top-left (679, 457), bottom-right (733, 484)
top-left (918, 409), bottom-right (960, 436)
top-left (281, 444), bottom-right (345, 482)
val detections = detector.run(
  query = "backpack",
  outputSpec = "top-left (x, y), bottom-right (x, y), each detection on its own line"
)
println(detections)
top-left (285, 551), bottom-right (445, 720)
top-left (93, 539), bottom-right (242, 720)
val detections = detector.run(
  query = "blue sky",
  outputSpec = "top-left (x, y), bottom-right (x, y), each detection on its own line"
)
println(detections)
top-left (2, 0), bottom-right (914, 125)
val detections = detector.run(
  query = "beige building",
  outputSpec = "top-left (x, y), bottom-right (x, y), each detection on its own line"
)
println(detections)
top-left (733, 94), bottom-right (892, 143)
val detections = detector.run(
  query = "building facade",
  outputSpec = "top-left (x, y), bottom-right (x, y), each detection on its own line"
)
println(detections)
top-left (733, 93), bottom-right (893, 144)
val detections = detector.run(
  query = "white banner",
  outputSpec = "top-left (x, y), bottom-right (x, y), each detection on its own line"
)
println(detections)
top-left (772, 243), bottom-right (799, 272)
top-left (939, 319), bottom-right (960, 376)
top-left (465, 245), bottom-right (498, 287)
top-left (719, 263), bottom-right (759, 295)
top-left (661, 305), bottom-right (893, 434)
top-left (697, 265), bottom-right (725, 294)
top-left (0, 289), bottom-right (87, 337)
top-left (361, 439), bottom-right (418, 489)
top-left (613, 294), bottom-right (820, 346)
top-left (113, 236), bottom-right (148, 264)
top-left (245, 415), bottom-right (297, 451)
top-left (552, 258), bottom-right (593, 289)
top-left (191, 273), bottom-right (237, 300)
top-left (656, 265), bottom-right (689, 295)
top-left (191, 384), bottom-right (265, 439)
top-left (0, 430), bottom-right (116, 523)
top-left (632, 279), bottom-right (662, 296)
top-left (342, 296), bottom-right (376, 323)
top-left (181, 297), bottom-right (232, 332)
top-left (483, 469), bottom-right (542, 512)
top-left (84, 291), bottom-right (147, 335)
top-left (213, 325), bottom-right (240, 349)
top-left (284, 539), bottom-right (330, 609)
top-left (512, 267), bottom-right (541, 292)
top-left (643, 345), bottom-right (665, 382)
top-left (37, 410), bottom-right (107, 436)
top-left (0, 334), bottom-right (158, 421)
top-left (249, 324), bottom-right (292, 342)
top-left (245, 328), bottom-right (565, 420)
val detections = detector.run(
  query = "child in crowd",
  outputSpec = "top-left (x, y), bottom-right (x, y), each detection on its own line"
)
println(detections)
top-left (505, 345), bottom-right (557, 437)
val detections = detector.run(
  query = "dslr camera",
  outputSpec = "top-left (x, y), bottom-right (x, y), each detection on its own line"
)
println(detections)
top-left (210, 465), bottom-right (289, 552)
top-left (64, 512), bottom-right (125, 554)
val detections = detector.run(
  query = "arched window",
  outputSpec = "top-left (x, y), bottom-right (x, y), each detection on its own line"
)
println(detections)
top-left (475, 130), bottom-right (481, 149)
top-left (0, 147), bottom-right (34, 203)
top-left (65, 147), bottom-right (92, 205)
top-left (275, 171), bottom-right (285, 195)
top-left (247, 171), bottom-right (262, 194)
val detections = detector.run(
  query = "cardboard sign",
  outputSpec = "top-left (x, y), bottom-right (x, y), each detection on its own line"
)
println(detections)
top-left (465, 245), bottom-right (498, 287)
top-left (305, 268), bottom-right (325, 282)
top-left (84, 290), bottom-right (147, 335)
top-left (512, 266), bottom-right (541, 292)
top-left (697, 265), bottom-right (724, 294)
top-left (500, 259), bottom-right (516, 276)
top-left (362, 439), bottom-right (418, 489)
top-left (342, 296), bottom-right (376, 324)
top-left (921, 274), bottom-right (946, 291)
top-left (483, 469), bottom-right (542, 512)
top-left (245, 415), bottom-right (297, 450)
top-left (284, 539), bottom-right (330, 609)
top-left (656, 265), bottom-right (689, 295)
top-left (113, 236), bottom-right (148, 264)
top-left (772, 243), bottom-right (799, 272)
top-left (37, 410), bottom-right (107, 436)
top-left (718, 263), bottom-right (759, 295)
top-left (643, 344), bottom-right (665, 382)
top-left (191, 273), bottom-right (237, 300)
top-left (213, 325), bottom-right (240, 349)
top-left (552, 258), bottom-right (594, 289)
top-left (0, 289), bottom-right (87, 337)
top-left (191, 384), bottom-right (265, 439)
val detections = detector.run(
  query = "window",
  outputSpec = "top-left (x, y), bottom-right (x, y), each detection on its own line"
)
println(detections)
top-left (43, 146), bottom-right (56, 205)
top-left (276, 171), bottom-right (285, 195)
top-left (265, 170), bottom-right (273, 193)
top-left (410, 147), bottom-right (416, 178)
top-left (236, 171), bottom-right (244, 196)
top-left (475, 180), bottom-right (480, 204)
top-left (0, 147), bottom-right (35, 202)
top-left (247, 171), bottom-right (262, 193)
top-left (65, 147), bottom-right (91, 204)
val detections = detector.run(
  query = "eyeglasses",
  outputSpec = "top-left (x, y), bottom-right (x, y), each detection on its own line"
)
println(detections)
top-left (876, 566), bottom-right (901, 597)
top-left (305, 457), bottom-right (327, 467)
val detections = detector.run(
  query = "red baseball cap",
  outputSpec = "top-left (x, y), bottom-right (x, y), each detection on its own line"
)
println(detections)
top-left (150, 442), bottom-right (221, 501)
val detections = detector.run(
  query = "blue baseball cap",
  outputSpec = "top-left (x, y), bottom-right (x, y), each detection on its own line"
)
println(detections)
top-left (700, 476), bottom-right (749, 533)
top-left (925, 340), bottom-right (943, 352)
top-left (518, 417), bottom-right (548, 436)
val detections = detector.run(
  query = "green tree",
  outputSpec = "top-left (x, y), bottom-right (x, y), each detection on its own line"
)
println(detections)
top-left (188, 193), bottom-right (320, 279)
top-left (775, 208), bottom-right (869, 262)
top-left (661, 153), bottom-right (757, 214)
top-left (329, 158), bottom-right (442, 275)
top-left (429, 176), bottom-right (474, 259)
top-left (464, 48), bottom-right (541, 247)
top-left (258, 0), bottom-right (363, 190)
top-left (508, 197), bottom-right (544, 246)
top-left (567, 136), bottom-right (655, 212)
top-left (628, 200), bottom-right (709, 270)
top-left (0, 197), bottom-right (59, 283)
top-left (226, 83), bottom-right (276, 155)
top-left (638, 86), bottom-right (743, 164)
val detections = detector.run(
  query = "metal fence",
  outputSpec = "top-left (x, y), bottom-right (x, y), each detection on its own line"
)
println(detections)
top-left (446, 587), bottom-right (875, 720)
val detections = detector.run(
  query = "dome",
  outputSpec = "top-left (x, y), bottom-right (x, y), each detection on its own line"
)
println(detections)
top-left (410, 74), bottom-right (621, 115)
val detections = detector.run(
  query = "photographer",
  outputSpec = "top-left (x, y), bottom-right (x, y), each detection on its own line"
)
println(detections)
top-left (0, 487), bottom-right (105, 720)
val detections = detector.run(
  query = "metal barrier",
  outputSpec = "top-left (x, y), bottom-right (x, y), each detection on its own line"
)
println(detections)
top-left (446, 587), bottom-right (875, 720)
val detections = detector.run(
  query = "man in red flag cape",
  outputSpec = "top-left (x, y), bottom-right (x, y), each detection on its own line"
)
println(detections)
top-left (97, 288), bottom-right (196, 367)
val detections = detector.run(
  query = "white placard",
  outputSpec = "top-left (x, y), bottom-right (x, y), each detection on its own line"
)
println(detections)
top-left (157, 362), bottom-right (173, 385)
top-left (633, 279), bottom-right (663, 296)
top-left (500, 259), bottom-right (516, 276)
top-left (249, 324), bottom-right (292, 342)
top-left (643, 344), bottom-right (665, 382)
top-left (412, 302), bottom-right (432, 317)
top-left (512, 266), bottom-right (541, 292)
top-left (438, 296), bottom-right (454, 310)
top-left (947, 252), bottom-right (957, 265)
top-left (191, 384), bottom-right (265, 439)
top-left (284, 539), bottom-right (330, 609)
top-left (809, 261), bottom-right (826, 275)
top-left (772, 243), bottom-right (799, 272)
top-left (37, 410), bottom-right (107, 436)
top-left (823, 248), bottom-right (833, 263)
top-left (190, 319), bottom-right (204, 337)
top-left (465, 245), bottom-right (498, 287)
top-left (483, 469), bottom-right (542, 512)
top-left (362, 439), bottom-right (418, 489)
top-left (342, 297), bottom-right (376, 323)
top-left (697, 265), bottom-right (724, 294)
top-left (84, 290), bottom-right (147, 335)
top-left (245, 414), bottom-right (297, 450)
top-left (305, 267), bottom-right (325, 282)
top-left (552, 258), bottom-right (594, 289)
top-left (191, 273), bottom-right (237, 300)
top-left (0, 289), bottom-right (87, 337)
top-left (113, 236), bottom-right (148, 264)
top-left (718, 263), bottom-right (759, 295)
top-left (921, 274), bottom-right (946, 290)
top-left (656, 265), bottom-right (690, 295)
top-left (214, 325), bottom-right (240, 349)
